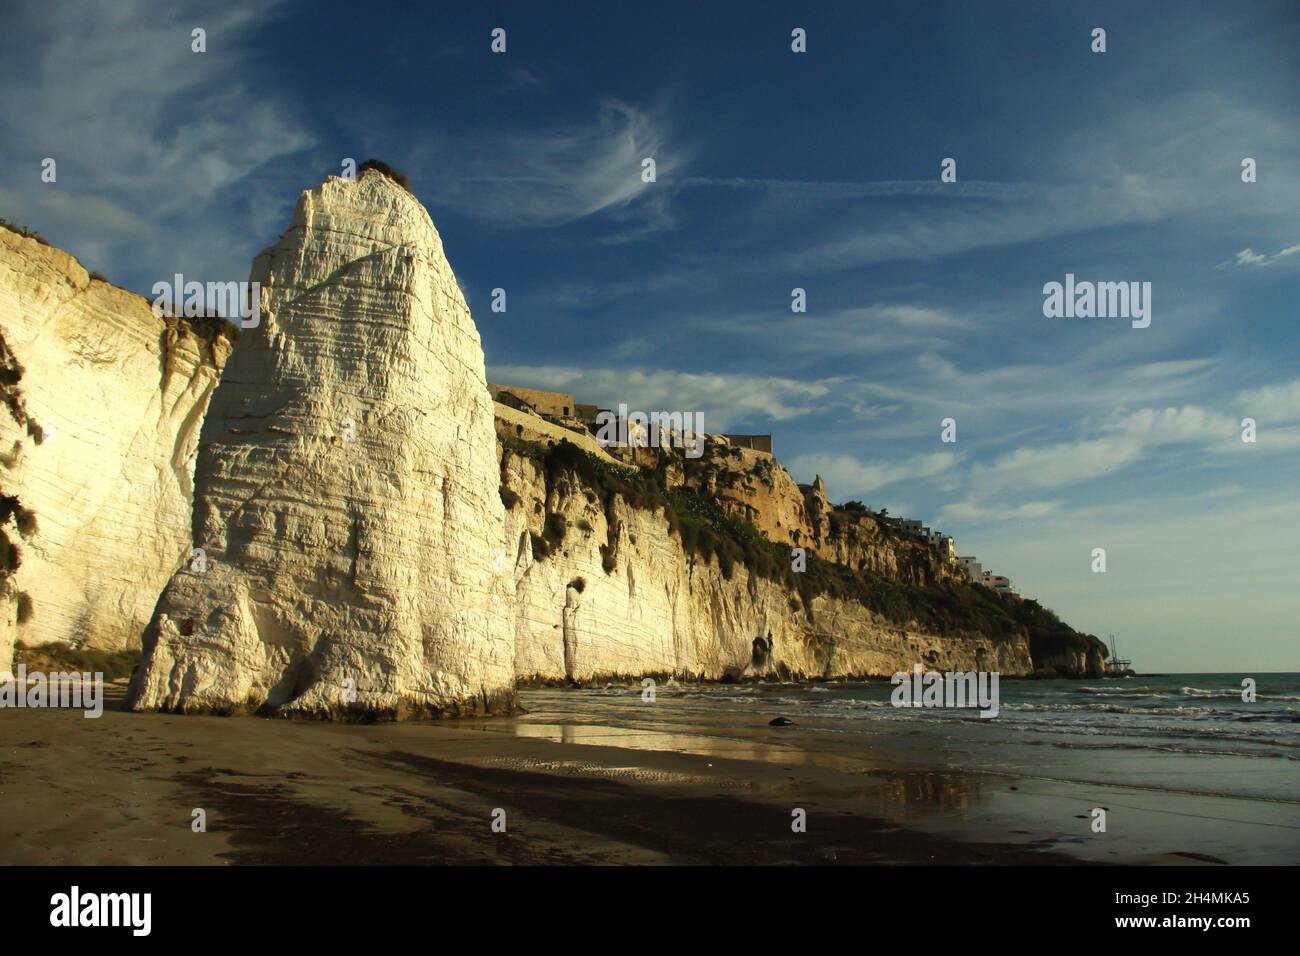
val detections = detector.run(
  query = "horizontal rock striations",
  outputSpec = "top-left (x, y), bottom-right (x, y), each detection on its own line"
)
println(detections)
top-left (128, 170), bottom-right (516, 717)
top-left (0, 227), bottom-right (231, 676)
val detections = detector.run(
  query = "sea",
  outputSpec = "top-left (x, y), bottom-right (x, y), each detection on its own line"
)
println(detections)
top-left (517, 673), bottom-right (1300, 864)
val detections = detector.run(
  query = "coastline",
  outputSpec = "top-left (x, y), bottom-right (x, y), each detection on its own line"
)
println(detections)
top-left (7, 677), bottom-right (1290, 866)
top-left (0, 682), bottom-right (1089, 866)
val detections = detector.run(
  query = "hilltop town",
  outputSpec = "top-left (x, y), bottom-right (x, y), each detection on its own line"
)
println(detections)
top-left (487, 381), bottom-right (1021, 599)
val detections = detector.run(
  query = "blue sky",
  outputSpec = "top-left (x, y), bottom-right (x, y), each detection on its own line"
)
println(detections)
top-left (1, 1), bottom-right (1297, 671)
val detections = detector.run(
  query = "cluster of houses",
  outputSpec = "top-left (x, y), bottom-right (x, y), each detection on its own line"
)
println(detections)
top-left (885, 517), bottom-right (1018, 598)
top-left (488, 382), bottom-right (772, 459)
top-left (488, 383), bottom-right (601, 430)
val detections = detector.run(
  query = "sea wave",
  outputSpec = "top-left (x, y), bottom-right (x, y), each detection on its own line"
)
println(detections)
top-left (1076, 684), bottom-right (1300, 702)
top-left (1078, 685), bottom-right (1155, 695)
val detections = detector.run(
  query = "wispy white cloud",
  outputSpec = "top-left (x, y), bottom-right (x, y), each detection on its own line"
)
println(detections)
top-left (937, 498), bottom-right (1063, 524)
top-left (700, 89), bottom-right (1300, 279)
top-left (1219, 241), bottom-right (1300, 268)
top-left (932, 377), bottom-right (1300, 530)
top-left (1228, 248), bottom-right (1268, 267)
top-left (0, 0), bottom-right (313, 285)
top-left (786, 450), bottom-right (962, 501)
top-left (486, 364), bottom-right (831, 433)
top-left (1104, 405), bottom-right (1238, 444)
top-left (691, 303), bottom-right (974, 363)
top-left (1238, 378), bottom-right (1300, 422)
top-left (498, 68), bottom-right (546, 94)
top-left (0, 187), bottom-right (151, 239)
top-left (413, 100), bottom-right (676, 229)
top-left (969, 436), bottom-right (1145, 498)
top-left (739, 179), bottom-right (1185, 276)
top-left (678, 177), bottom-right (1036, 202)
top-left (847, 304), bottom-right (967, 330)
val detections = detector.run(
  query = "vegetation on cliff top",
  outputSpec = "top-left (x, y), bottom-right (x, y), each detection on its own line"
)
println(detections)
top-left (358, 159), bottom-right (412, 192)
top-left (512, 438), bottom-right (1101, 656)
top-left (0, 218), bottom-right (50, 246)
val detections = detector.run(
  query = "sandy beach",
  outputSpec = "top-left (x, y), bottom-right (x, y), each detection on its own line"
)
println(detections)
top-left (0, 680), bottom-right (1057, 865)
top-left (5, 678), bottom-right (1290, 866)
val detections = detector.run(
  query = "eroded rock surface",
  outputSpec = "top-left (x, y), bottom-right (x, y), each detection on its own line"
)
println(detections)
top-left (129, 171), bottom-right (515, 716)
top-left (501, 447), bottom-right (1036, 682)
top-left (0, 229), bottom-right (230, 675)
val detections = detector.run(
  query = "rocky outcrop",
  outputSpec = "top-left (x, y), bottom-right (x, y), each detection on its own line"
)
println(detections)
top-left (0, 228), bottom-right (231, 676)
top-left (678, 440), bottom-right (961, 587)
top-left (1032, 643), bottom-right (1107, 679)
top-left (127, 170), bottom-right (515, 717)
top-left (494, 399), bottom-right (619, 464)
top-left (502, 447), bottom-right (1034, 682)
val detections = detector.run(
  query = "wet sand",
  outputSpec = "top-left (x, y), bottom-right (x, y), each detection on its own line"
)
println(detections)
top-left (0, 682), bottom-right (1132, 865)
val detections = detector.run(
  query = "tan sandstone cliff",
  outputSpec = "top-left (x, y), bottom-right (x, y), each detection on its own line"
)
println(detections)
top-left (501, 444), bottom-right (1037, 682)
top-left (675, 439), bottom-right (965, 586)
top-left (127, 170), bottom-right (516, 717)
top-left (0, 227), bottom-right (231, 676)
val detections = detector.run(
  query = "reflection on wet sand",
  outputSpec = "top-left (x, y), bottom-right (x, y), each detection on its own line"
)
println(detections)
top-left (3, 682), bottom-right (1286, 864)
top-left (503, 709), bottom-right (990, 825)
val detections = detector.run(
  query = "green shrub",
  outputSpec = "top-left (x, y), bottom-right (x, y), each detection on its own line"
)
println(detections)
top-left (0, 219), bottom-right (50, 245)
top-left (502, 435), bottom-right (546, 461)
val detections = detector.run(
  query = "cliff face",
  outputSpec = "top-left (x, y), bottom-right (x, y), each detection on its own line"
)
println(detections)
top-left (502, 448), bottom-right (1035, 682)
top-left (0, 228), bottom-right (231, 676)
top-left (128, 170), bottom-right (516, 717)
top-left (677, 439), bottom-right (962, 587)
top-left (1032, 643), bottom-right (1108, 679)
top-left (1, 176), bottom-right (1099, 702)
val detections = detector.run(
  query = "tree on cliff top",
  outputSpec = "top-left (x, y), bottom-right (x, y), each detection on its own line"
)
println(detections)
top-left (358, 159), bottom-right (412, 192)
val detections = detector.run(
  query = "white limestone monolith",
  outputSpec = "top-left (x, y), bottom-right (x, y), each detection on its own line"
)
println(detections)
top-left (129, 170), bottom-right (515, 717)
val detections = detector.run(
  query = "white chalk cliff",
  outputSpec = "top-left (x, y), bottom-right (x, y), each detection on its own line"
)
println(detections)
top-left (0, 228), bottom-right (231, 676)
top-left (128, 170), bottom-right (516, 716)
top-left (2, 169), bottom-right (1101, 703)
